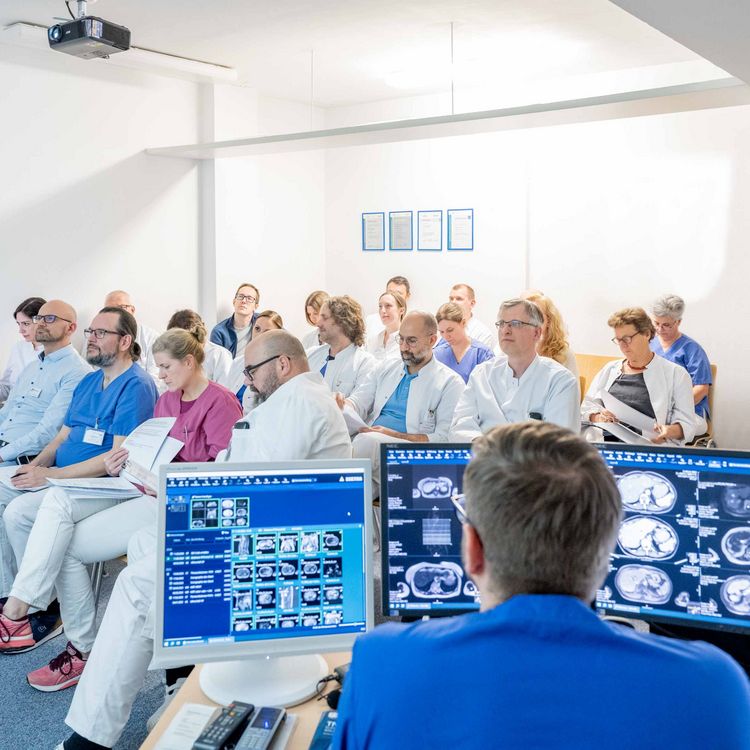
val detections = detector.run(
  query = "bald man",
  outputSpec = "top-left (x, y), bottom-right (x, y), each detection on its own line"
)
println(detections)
top-left (0, 300), bottom-right (91, 592)
top-left (59, 331), bottom-right (350, 750)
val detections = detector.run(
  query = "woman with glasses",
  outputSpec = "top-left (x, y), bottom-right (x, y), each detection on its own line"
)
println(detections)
top-left (581, 307), bottom-right (696, 444)
top-left (433, 302), bottom-right (494, 383)
top-left (209, 282), bottom-right (261, 358)
top-left (521, 290), bottom-right (578, 377)
top-left (0, 297), bottom-right (46, 404)
top-left (367, 291), bottom-right (407, 362)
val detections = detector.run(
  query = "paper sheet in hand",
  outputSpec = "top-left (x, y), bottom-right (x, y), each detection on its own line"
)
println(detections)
top-left (0, 465), bottom-right (48, 492)
top-left (343, 405), bottom-right (368, 435)
top-left (122, 418), bottom-right (177, 468)
top-left (47, 476), bottom-right (141, 497)
top-left (600, 390), bottom-right (659, 441)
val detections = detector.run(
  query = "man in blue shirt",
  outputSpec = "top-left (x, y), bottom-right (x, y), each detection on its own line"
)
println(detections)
top-left (210, 282), bottom-right (260, 358)
top-left (0, 307), bottom-right (157, 622)
top-left (650, 294), bottom-right (712, 434)
top-left (334, 422), bottom-right (750, 750)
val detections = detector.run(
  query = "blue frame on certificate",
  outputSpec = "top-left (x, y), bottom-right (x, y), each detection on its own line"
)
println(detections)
top-left (447, 208), bottom-right (474, 252)
top-left (417, 210), bottom-right (443, 252)
top-left (362, 212), bottom-right (385, 252)
top-left (389, 211), bottom-right (413, 252)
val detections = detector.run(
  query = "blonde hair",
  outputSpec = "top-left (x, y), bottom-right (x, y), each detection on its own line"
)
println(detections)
top-left (379, 291), bottom-right (407, 321)
top-left (435, 302), bottom-right (465, 324)
top-left (255, 310), bottom-right (284, 330)
top-left (522, 292), bottom-right (569, 364)
top-left (152, 328), bottom-right (205, 366)
top-left (304, 291), bottom-right (329, 326)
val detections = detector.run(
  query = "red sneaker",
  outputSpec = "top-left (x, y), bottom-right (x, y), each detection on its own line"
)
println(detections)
top-left (27, 642), bottom-right (87, 692)
top-left (0, 612), bottom-right (33, 652)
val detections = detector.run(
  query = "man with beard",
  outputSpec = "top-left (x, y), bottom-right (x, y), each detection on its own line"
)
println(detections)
top-left (0, 306), bottom-right (157, 649)
top-left (341, 311), bottom-right (465, 498)
top-left (0, 300), bottom-right (91, 595)
top-left (55, 330), bottom-right (350, 750)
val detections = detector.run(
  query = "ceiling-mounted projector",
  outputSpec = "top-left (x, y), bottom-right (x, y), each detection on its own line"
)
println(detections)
top-left (48, 16), bottom-right (130, 58)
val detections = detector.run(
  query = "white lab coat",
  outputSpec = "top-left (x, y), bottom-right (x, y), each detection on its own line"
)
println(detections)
top-left (348, 356), bottom-right (464, 442)
top-left (203, 341), bottom-right (232, 385)
top-left (466, 316), bottom-right (495, 350)
top-left (0, 340), bottom-right (39, 404)
top-left (301, 328), bottom-right (320, 350)
top-left (450, 355), bottom-right (580, 442)
top-left (306, 343), bottom-right (377, 398)
top-left (581, 356), bottom-right (697, 444)
top-left (366, 329), bottom-right (401, 362)
top-left (224, 371), bottom-right (352, 461)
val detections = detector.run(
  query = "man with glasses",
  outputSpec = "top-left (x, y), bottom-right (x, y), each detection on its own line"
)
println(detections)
top-left (307, 296), bottom-right (376, 398)
top-left (0, 306), bottom-right (158, 652)
top-left (0, 300), bottom-right (91, 595)
top-left (451, 298), bottom-right (578, 441)
top-left (342, 311), bottom-right (464, 497)
top-left (333, 422), bottom-right (750, 749)
top-left (210, 283), bottom-right (261, 358)
top-left (55, 329), bottom-right (350, 750)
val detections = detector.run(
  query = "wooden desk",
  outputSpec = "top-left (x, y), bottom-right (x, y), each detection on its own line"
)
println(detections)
top-left (140, 653), bottom-right (350, 750)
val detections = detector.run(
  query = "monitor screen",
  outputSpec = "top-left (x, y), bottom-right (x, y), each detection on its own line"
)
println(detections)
top-left (596, 443), bottom-right (750, 635)
top-left (153, 460), bottom-right (373, 669)
top-left (380, 443), bottom-right (480, 618)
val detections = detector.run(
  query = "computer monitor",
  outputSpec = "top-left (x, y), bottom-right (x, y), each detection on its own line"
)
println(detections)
top-left (595, 443), bottom-right (750, 635)
top-left (380, 442), bottom-right (480, 618)
top-left (153, 460), bottom-right (373, 707)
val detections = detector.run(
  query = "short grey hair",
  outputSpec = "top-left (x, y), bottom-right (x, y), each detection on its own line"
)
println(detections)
top-left (498, 298), bottom-right (544, 328)
top-left (464, 422), bottom-right (622, 602)
top-left (652, 294), bottom-right (685, 320)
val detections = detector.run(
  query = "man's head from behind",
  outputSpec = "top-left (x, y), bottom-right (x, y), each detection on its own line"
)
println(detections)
top-left (462, 422), bottom-right (622, 606)
top-left (243, 330), bottom-right (308, 403)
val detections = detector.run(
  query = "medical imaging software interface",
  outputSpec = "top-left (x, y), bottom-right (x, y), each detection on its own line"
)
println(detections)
top-left (161, 468), bottom-right (368, 648)
top-left (596, 446), bottom-right (750, 633)
top-left (382, 444), bottom-right (480, 617)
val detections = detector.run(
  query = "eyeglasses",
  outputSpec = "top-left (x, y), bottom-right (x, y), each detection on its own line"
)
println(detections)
top-left (653, 321), bottom-right (676, 330)
top-left (235, 294), bottom-right (257, 304)
top-left (396, 334), bottom-right (421, 347)
top-left (115, 304), bottom-right (135, 314)
top-left (32, 314), bottom-right (73, 324)
top-left (243, 354), bottom-right (281, 380)
top-left (495, 319), bottom-right (538, 330)
top-left (84, 328), bottom-right (124, 340)
top-left (611, 333), bottom-right (642, 345)
top-left (450, 493), bottom-right (471, 525)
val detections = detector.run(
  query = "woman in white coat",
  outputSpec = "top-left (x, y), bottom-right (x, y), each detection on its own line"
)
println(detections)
top-left (0, 297), bottom-right (45, 404)
top-left (581, 307), bottom-right (696, 444)
top-left (367, 291), bottom-right (406, 361)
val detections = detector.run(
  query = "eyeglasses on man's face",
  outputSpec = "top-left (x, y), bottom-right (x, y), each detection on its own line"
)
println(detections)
top-left (243, 354), bottom-right (281, 381)
top-left (33, 314), bottom-right (73, 325)
top-left (495, 319), bottom-right (537, 330)
top-left (84, 328), bottom-right (124, 340)
top-left (235, 294), bottom-right (257, 304)
top-left (396, 334), bottom-right (422, 348)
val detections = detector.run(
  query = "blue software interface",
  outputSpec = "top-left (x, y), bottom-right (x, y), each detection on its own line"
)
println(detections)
top-left (382, 444), bottom-right (480, 617)
top-left (161, 467), bottom-right (368, 648)
top-left (596, 445), bottom-right (750, 634)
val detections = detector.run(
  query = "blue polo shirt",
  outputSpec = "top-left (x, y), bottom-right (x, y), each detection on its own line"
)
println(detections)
top-left (372, 370), bottom-right (417, 433)
top-left (55, 363), bottom-right (158, 468)
top-left (651, 333), bottom-right (712, 418)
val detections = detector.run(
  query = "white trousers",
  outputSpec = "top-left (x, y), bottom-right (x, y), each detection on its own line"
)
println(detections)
top-left (352, 432), bottom-right (410, 498)
top-left (0, 482), bottom-right (22, 597)
top-left (65, 525), bottom-right (162, 747)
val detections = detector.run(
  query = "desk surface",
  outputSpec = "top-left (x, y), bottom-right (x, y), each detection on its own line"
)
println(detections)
top-left (140, 652), bottom-right (349, 750)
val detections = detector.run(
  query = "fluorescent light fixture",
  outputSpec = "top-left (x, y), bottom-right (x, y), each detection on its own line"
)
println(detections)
top-left (0, 22), bottom-right (237, 83)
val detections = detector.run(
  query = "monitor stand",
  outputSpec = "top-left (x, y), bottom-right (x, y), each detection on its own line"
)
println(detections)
top-left (199, 654), bottom-right (328, 707)
top-left (601, 615), bottom-right (650, 633)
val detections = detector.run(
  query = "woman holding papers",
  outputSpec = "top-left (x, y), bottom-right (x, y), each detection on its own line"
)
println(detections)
top-left (0, 328), bottom-right (240, 692)
top-left (581, 307), bottom-right (696, 445)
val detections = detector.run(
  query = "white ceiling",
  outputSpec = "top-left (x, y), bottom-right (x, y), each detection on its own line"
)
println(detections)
top-left (0, 0), bottom-right (710, 107)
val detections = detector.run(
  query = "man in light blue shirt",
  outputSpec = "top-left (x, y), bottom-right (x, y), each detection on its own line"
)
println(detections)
top-left (0, 300), bottom-right (91, 466)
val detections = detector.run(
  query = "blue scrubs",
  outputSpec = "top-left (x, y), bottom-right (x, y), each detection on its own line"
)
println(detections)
top-left (433, 339), bottom-right (494, 383)
top-left (372, 370), bottom-right (417, 433)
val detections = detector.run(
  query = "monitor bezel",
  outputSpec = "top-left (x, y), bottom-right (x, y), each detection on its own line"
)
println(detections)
top-left (379, 441), bottom-right (477, 619)
top-left (153, 459), bottom-right (374, 670)
top-left (594, 441), bottom-right (750, 636)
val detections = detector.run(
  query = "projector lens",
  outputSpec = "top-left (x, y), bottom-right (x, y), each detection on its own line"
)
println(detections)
top-left (48, 25), bottom-right (63, 42)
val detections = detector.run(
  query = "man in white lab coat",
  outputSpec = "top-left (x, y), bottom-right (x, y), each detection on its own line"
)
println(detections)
top-left (306, 295), bottom-right (376, 398)
top-left (343, 311), bottom-right (464, 498)
top-left (57, 330), bottom-right (351, 750)
top-left (451, 298), bottom-right (579, 442)
top-left (448, 283), bottom-right (495, 349)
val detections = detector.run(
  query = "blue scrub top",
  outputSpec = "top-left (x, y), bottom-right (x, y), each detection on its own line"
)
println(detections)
top-left (372, 370), bottom-right (417, 433)
top-left (56, 363), bottom-right (158, 467)
top-left (433, 339), bottom-right (494, 383)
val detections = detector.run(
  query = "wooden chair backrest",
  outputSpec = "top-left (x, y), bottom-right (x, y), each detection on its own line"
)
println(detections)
top-left (575, 353), bottom-right (620, 403)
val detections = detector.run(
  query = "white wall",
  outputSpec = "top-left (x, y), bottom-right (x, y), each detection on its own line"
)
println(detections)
top-left (0, 45), bottom-right (200, 359)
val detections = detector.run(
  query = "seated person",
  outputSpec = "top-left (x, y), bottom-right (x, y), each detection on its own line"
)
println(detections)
top-left (364, 275), bottom-right (411, 336)
top-left (333, 422), bottom-right (750, 750)
top-left (307, 296), bottom-right (376, 397)
top-left (56, 331), bottom-right (350, 750)
top-left (0, 328), bottom-right (241, 690)
top-left (0, 297), bottom-right (45, 404)
top-left (343, 311), bottom-right (464, 497)
top-left (0, 306), bottom-right (158, 642)
top-left (448, 283), bottom-right (494, 349)
top-left (167, 309), bottom-right (232, 386)
top-left (450, 298), bottom-right (579, 441)
top-left (521, 289), bottom-right (579, 377)
top-left (210, 282), bottom-right (260, 358)
top-left (367, 291), bottom-right (407, 362)
top-left (650, 293), bottom-right (712, 435)
top-left (582, 307), bottom-right (696, 445)
top-left (301, 290), bottom-right (328, 349)
top-left (433, 302), bottom-right (494, 383)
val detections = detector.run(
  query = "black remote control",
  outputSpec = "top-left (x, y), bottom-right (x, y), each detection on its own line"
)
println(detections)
top-left (192, 701), bottom-right (255, 750)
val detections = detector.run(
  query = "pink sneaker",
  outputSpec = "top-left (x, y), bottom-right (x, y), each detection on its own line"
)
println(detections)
top-left (27, 642), bottom-right (86, 692)
top-left (0, 612), bottom-right (33, 652)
